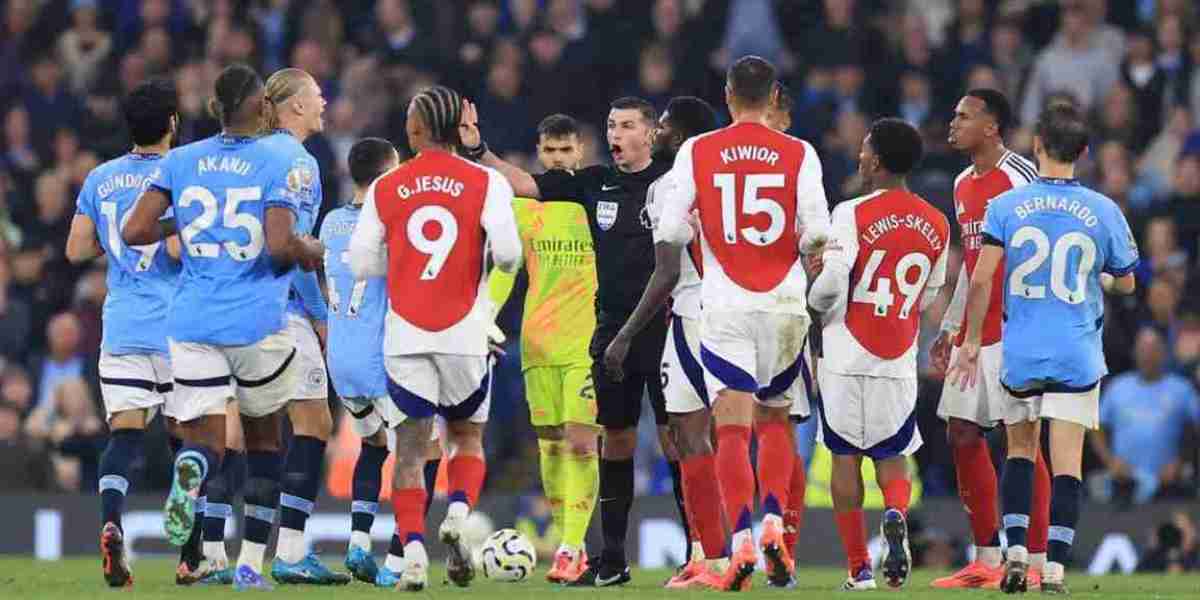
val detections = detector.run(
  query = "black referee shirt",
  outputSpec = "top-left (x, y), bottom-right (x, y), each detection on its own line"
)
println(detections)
top-left (533, 158), bottom-right (672, 315)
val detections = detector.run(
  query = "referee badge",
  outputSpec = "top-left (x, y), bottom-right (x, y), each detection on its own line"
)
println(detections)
top-left (597, 201), bottom-right (619, 231)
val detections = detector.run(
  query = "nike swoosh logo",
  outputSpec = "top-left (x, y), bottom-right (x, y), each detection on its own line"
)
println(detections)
top-left (601, 184), bottom-right (620, 191)
top-left (596, 573), bottom-right (624, 585)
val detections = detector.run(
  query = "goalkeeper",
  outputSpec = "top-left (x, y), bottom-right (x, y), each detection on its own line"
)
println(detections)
top-left (489, 114), bottom-right (599, 584)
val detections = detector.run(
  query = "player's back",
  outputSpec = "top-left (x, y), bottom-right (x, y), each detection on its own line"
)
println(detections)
top-left (987, 178), bottom-right (1138, 388)
top-left (79, 152), bottom-right (180, 355)
top-left (953, 151), bottom-right (1037, 346)
top-left (155, 134), bottom-right (294, 346)
top-left (512, 197), bottom-right (597, 367)
top-left (260, 131), bottom-right (323, 316)
top-left (321, 204), bottom-right (386, 398)
top-left (822, 188), bottom-right (950, 377)
top-left (681, 122), bottom-right (826, 313)
top-left (370, 149), bottom-right (498, 355)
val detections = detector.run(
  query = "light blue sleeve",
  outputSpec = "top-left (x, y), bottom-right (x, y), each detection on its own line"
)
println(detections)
top-left (262, 156), bottom-right (304, 217)
top-left (292, 269), bottom-right (329, 322)
top-left (75, 172), bottom-right (96, 219)
top-left (148, 154), bottom-right (176, 195)
top-left (1103, 203), bottom-right (1139, 276)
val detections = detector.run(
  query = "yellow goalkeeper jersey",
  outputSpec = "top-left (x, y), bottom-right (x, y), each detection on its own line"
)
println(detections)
top-left (489, 198), bottom-right (597, 368)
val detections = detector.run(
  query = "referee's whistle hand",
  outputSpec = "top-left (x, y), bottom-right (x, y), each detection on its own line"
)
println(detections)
top-left (604, 336), bottom-right (630, 382)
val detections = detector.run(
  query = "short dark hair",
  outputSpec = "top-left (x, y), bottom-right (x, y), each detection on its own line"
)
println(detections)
top-left (124, 79), bottom-right (178, 146)
top-left (664, 96), bottom-right (718, 139)
top-left (537, 114), bottom-right (580, 139)
top-left (609, 96), bottom-right (656, 126)
top-left (1035, 102), bottom-right (1089, 163)
top-left (965, 88), bottom-right (1013, 137)
top-left (208, 63), bottom-right (263, 126)
top-left (773, 82), bottom-right (793, 112)
top-left (868, 117), bottom-right (924, 175)
top-left (348, 137), bottom-right (396, 187)
top-left (727, 55), bottom-right (777, 106)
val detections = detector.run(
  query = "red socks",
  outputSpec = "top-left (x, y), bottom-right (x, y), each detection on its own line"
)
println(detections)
top-left (447, 455), bottom-right (486, 506)
top-left (954, 436), bottom-right (1000, 545)
top-left (1029, 447), bottom-right (1051, 554)
top-left (715, 425), bottom-right (755, 534)
top-left (680, 454), bottom-right (726, 559)
top-left (882, 479), bottom-right (913, 514)
top-left (834, 509), bottom-right (870, 571)
top-left (755, 421), bottom-right (794, 518)
top-left (783, 458), bottom-right (806, 551)
top-left (392, 488), bottom-right (427, 542)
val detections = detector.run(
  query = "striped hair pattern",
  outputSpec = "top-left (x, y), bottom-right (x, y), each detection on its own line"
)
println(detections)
top-left (411, 85), bottom-right (464, 146)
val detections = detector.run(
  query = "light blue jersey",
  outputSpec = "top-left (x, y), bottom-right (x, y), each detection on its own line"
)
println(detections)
top-left (150, 134), bottom-right (302, 346)
top-left (76, 152), bottom-right (180, 355)
top-left (259, 131), bottom-right (328, 323)
top-left (982, 177), bottom-right (1139, 389)
top-left (319, 204), bottom-right (387, 399)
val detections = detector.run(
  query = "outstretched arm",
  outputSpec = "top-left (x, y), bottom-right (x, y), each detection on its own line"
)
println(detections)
top-left (459, 99), bottom-right (541, 198)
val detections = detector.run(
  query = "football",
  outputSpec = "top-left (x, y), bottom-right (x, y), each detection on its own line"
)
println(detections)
top-left (478, 528), bottom-right (537, 582)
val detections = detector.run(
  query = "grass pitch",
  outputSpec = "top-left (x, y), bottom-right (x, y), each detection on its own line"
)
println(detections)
top-left (0, 557), bottom-right (1196, 599)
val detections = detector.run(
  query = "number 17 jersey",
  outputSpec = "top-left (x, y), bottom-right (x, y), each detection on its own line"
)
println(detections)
top-left (982, 178), bottom-right (1138, 389)
top-left (821, 189), bottom-right (950, 378)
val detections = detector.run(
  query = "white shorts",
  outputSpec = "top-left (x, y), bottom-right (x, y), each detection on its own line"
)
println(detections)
top-left (663, 315), bottom-right (707, 415)
top-left (98, 352), bottom-right (172, 423)
top-left (167, 331), bottom-right (297, 422)
top-left (286, 314), bottom-right (328, 401)
top-left (341, 395), bottom-right (442, 441)
top-left (1001, 382), bottom-right (1101, 430)
top-left (384, 354), bottom-right (490, 423)
top-left (817, 365), bottom-right (921, 460)
top-left (937, 342), bottom-right (1006, 427)
top-left (700, 310), bottom-right (810, 409)
top-left (789, 338), bottom-right (817, 420)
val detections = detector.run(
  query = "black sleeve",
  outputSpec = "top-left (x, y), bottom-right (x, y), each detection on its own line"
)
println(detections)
top-left (981, 233), bottom-right (1004, 247)
top-left (532, 166), bottom-right (602, 203)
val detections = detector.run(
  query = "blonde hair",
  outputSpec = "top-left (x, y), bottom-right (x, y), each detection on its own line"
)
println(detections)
top-left (261, 68), bottom-right (315, 133)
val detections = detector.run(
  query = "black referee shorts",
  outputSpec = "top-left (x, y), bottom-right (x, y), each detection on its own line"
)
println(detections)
top-left (589, 309), bottom-right (669, 429)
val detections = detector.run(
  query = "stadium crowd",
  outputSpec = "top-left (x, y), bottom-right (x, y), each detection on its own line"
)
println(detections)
top-left (0, 0), bottom-right (1197, 510)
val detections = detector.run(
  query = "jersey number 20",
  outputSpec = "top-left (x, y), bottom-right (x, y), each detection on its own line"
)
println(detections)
top-left (852, 250), bottom-right (932, 319)
top-left (1008, 226), bottom-right (1096, 305)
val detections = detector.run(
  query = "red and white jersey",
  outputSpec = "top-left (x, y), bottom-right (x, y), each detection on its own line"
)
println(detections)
top-left (657, 122), bottom-right (829, 314)
top-left (819, 189), bottom-right (950, 378)
top-left (348, 149), bottom-right (521, 356)
top-left (951, 150), bottom-right (1036, 346)
top-left (647, 171), bottom-right (701, 319)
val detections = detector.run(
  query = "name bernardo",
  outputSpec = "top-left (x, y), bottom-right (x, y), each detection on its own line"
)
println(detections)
top-left (861, 214), bottom-right (944, 251)
top-left (1014, 195), bottom-right (1099, 227)
top-left (396, 175), bottom-right (464, 199)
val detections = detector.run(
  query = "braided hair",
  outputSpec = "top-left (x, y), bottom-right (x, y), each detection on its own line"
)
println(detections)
top-left (207, 63), bottom-right (264, 128)
top-left (410, 86), bottom-right (463, 147)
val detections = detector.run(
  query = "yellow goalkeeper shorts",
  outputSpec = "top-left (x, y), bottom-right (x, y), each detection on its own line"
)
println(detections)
top-left (523, 364), bottom-right (597, 427)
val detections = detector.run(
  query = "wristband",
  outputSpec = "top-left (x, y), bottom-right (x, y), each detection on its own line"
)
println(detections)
top-left (462, 140), bottom-right (488, 161)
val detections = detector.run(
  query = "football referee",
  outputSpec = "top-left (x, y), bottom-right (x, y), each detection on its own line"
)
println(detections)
top-left (459, 97), bottom-right (681, 587)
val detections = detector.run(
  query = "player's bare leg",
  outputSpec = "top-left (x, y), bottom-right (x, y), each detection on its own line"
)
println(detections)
top-left (1040, 419), bottom-right (1086, 595)
top-left (234, 411), bottom-right (284, 590)
top-left (388, 416), bottom-right (436, 591)
top-left (874, 457), bottom-right (913, 588)
top-left (553, 422), bottom-right (598, 581)
top-left (441, 419), bottom-right (485, 587)
top-left (831, 454), bottom-right (875, 590)
top-left (754, 403), bottom-right (796, 587)
top-left (667, 409), bottom-right (729, 590)
top-left (1000, 419), bottom-right (1041, 594)
top-left (712, 390), bottom-right (757, 591)
top-left (99, 408), bottom-right (149, 587)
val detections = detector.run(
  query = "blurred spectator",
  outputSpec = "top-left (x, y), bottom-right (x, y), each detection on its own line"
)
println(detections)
top-left (29, 312), bottom-right (88, 409)
top-left (1161, 153), bottom-right (1200, 259)
top-left (514, 494), bottom-right (560, 560)
top-left (898, 70), bottom-right (934, 128)
top-left (58, 0), bottom-right (113, 95)
top-left (0, 400), bottom-right (49, 491)
top-left (1188, 34), bottom-right (1200, 119)
top-left (3, 104), bottom-right (41, 206)
top-left (23, 377), bottom-right (104, 492)
top-left (988, 15), bottom-right (1033, 107)
top-left (22, 52), bottom-right (83, 149)
top-left (1091, 328), bottom-right (1200, 505)
top-left (1021, 2), bottom-right (1120, 127)
top-left (1137, 217), bottom-right (1190, 291)
top-left (0, 0), bottom-right (37, 96)
top-left (1, 364), bottom-right (33, 413)
top-left (360, 0), bottom-right (437, 70)
top-left (1138, 511), bottom-right (1200, 573)
top-left (1122, 29), bottom-right (1168, 142)
top-left (622, 43), bottom-right (675, 113)
top-left (822, 110), bottom-right (868, 204)
top-left (477, 58), bottom-right (535, 157)
top-left (1095, 85), bottom-right (1147, 153)
top-left (1139, 106), bottom-right (1193, 194)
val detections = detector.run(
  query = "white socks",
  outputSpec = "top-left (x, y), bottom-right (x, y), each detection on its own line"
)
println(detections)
top-left (445, 501), bottom-right (469, 523)
top-left (690, 540), bottom-right (705, 563)
top-left (385, 553), bottom-right (405, 573)
top-left (202, 541), bottom-right (228, 567)
top-left (731, 529), bottom-right (753, 551)
top-left (275, 527), bottom-right (306, 563)
top-left (978, 546), bottom-right (1003, 568)
top-left (238, 541), bottom-right (267, 573)
top-left (349, 531), bottom-right (372, 553)
top-left (1030, 552), bottom-right (1047, 573)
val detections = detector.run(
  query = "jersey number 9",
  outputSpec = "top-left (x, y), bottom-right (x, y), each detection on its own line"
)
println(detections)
top-left (407, 205), bottom-right (459, 280)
